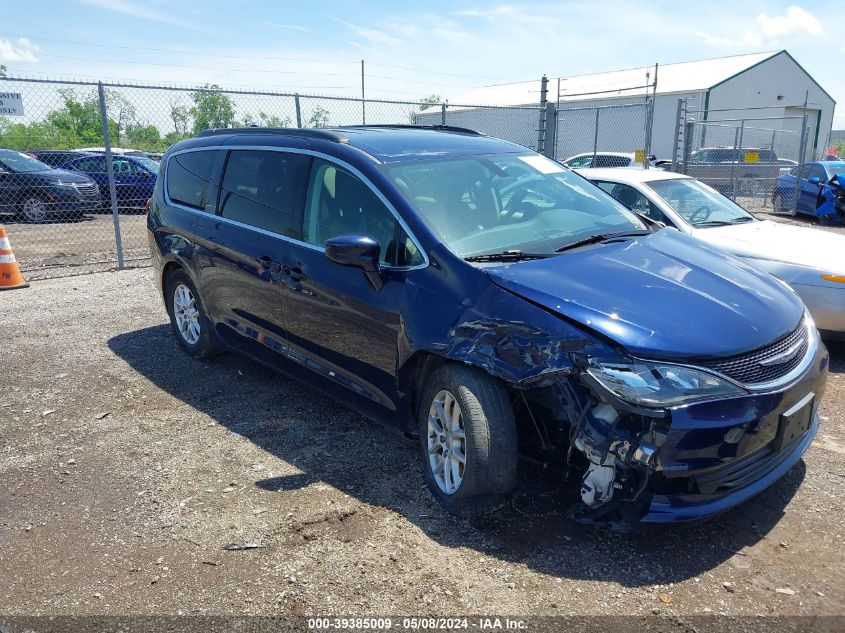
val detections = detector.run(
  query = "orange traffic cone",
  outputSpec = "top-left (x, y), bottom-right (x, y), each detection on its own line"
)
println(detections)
top-left (0, 226), bottom-right (29, 291)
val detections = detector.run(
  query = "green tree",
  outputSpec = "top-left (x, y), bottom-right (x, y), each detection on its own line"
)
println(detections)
top-left (190, 85), bottom-right (236, 133)
top-left (258, 111), bottom-right (291, 127)
top-left (418, 94), bottom-right (442, 111)
top-left (306, 106), bottom-right (329, 128)
top-left (169, 100), bottom-right (190, 136)
top-left (43, 88), bottom-right (106, 148)
top-left (126, 123), bottom-right (162, 150)
top-left (0, 65), bottom-right (7, 78)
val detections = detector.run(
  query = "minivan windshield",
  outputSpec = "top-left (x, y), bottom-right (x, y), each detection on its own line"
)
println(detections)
top-left (0, 149), bottom-right (51, 173)
top-left (646, 178), bottom-right (756, 227)
top-left (383, 153), bottom-right (647, 258)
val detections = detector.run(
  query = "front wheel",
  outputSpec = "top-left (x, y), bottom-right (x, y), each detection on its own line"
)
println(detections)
top-left (164, 269), bottom-right (219, 358)
top-left (19, 196), bottom-right (49, 223)
top-left (418, 364), bottom-right (517, 518)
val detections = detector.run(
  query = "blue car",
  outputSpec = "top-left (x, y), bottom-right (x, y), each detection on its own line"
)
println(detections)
top-left (64, 153), bottom-right (159, 210)
top-left (774, 161), bottom-right (845, 221)
top-left (148, 126), bottom-right (828, 531)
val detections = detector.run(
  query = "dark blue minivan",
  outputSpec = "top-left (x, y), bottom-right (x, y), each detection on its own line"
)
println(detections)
top-left (148, 126), bottom-right (828, 530)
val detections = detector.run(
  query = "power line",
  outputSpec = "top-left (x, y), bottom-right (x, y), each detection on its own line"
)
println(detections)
top-left (2, 70), bottom-right (439, 98)
top-left (0, 31), bottom-right (517, 82)
top-left (29, 52), bottom-right (476, 89)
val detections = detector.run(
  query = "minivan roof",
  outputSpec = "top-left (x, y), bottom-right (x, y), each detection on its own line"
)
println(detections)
top-left (194, 125), bottom-right (527, 163)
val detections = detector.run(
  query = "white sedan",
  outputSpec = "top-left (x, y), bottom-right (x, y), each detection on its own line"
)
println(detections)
top-left (578, 167), bottom-right (845, 337)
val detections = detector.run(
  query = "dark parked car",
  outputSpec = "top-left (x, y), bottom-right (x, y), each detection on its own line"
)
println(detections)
top-left (64, 153), bottom-right (159, 210)
top-left (148, 126), bottom-right (827, 530)
top-left (27, 149), bottom-right (94, 168)
top-left (0, 149), bottom-right (102, 222)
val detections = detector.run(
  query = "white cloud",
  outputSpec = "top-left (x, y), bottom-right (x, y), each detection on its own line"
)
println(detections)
top-left (0, 37), bottom-right (40, 63)
top-left (749, 5), bottom-right (822, 44)
top-left (697, 5), bottom-right (823, 48)
top-left (454, 4), bottom-right (550, 26)
top-left (80, 0), bottom-right (199, 29)
top-left (330, 16), bottom-right (402, 47)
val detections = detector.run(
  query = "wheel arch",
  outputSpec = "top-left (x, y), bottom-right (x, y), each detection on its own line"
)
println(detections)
top-left (397, 351), bottom-right (449, 433)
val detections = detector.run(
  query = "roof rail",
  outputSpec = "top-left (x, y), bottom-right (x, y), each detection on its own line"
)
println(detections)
top-left (196, 127), bottom-right (349, 142)
top-left (338, 124), bottom-right (482, 136)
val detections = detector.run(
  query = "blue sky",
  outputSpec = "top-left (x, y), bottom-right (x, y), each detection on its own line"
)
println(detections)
top-left (1, 1), bottom-right (842, 126)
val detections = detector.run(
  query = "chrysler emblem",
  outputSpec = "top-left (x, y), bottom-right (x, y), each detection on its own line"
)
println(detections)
top-left (759, 340), bottom-right (803, 367)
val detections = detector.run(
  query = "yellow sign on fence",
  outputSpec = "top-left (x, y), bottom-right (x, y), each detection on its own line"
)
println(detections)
top-left (743, 151), bottom-right (759, 163)
top-left (634, 149), bottom-right (646, 164)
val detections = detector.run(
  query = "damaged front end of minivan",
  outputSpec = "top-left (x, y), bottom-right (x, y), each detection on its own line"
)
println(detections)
top-left (436, 308), bottom-right (676, 531)
top-left (432, 290), bottom-right (824, 532)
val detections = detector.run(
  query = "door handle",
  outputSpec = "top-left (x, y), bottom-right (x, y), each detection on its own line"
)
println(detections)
top-left (257, 256), bottom-right (281, 273)
top-left (282, 265), bottom-right (306, 282)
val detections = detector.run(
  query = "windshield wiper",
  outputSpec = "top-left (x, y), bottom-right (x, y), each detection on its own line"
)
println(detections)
top-left (693, 220), bottom-right (738, 227)
top-left (464, 250), bottom-right (552, 263)
top-left (554, 230), bottom-right (651, 253)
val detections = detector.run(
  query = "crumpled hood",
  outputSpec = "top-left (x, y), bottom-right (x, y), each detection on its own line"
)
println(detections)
top-left (484, 229), bottom-right (804, 360)
top-left (693, 220), bottom-right (845, 275)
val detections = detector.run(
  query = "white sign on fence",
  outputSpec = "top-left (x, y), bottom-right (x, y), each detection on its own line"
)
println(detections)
top-left (0, 92), bottom-right (25, 116)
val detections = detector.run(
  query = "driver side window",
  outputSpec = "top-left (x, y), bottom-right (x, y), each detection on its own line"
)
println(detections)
top-left (304, 159), bottom-right (422, 267)
top-left (595, 181), bottom-right (670, 224)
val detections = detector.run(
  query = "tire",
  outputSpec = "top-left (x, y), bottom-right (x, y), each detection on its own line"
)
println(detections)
top-left (417, 364), bottom-right (517, 517)
top-left (19, 195), bottom-right (50, 223)
top-left (164, 269), bottom-right (219, 358)
top-left (773, 192), bottom-right (794, 216)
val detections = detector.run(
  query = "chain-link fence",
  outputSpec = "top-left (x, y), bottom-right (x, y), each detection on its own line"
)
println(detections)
top-left (679, 115), bottom-right (806, 213)
top-left (0, 76), bottom-right (541, 278)
top-left (553, 102), bottom-right (653, 166)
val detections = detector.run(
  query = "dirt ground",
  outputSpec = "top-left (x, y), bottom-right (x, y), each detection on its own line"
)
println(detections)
top-left (1, 263), bottom-right (844, 621)
top-left (3, 213), bottom-right (149, 278)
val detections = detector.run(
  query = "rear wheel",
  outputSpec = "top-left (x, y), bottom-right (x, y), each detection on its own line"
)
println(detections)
top-left (773, 192), bottom-right (794, 215)
top-left (418, 364), bottom-right (517, 517)
top-left (164, 269), bottom-right (219, 358)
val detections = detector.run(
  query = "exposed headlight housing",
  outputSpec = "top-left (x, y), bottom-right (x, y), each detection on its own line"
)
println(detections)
top-left (586, 359), bottom-right (745, 408)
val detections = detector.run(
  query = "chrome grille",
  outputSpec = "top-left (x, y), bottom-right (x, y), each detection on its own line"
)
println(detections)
top-left (696, 318), bottom-right (808, 386)
top-left (76, 182), bottom-right (100, 197)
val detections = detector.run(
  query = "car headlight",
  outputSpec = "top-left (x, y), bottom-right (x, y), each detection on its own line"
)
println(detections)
top-left (586, 359), bottom-right (745, 408)
top-left (54, 180), bottom-right (77, 188)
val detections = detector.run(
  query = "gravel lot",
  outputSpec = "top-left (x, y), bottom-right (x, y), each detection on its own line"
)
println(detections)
top-left (3, 214), bottom-right (149, 279)
top-left (2, 258), bottom-right (844, 621)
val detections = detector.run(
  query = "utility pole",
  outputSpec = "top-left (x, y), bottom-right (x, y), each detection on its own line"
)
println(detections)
top-left (361, 59), bottom-right (366, 125)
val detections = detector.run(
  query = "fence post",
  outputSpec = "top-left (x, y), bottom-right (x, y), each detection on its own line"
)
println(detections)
top-left (441, 102), bottom-right (446, 126)
top-left (682, 121), bottom-right (694, 175)
top-left (592, 108), bottom-right (600, 163)
top-left (730, 125), bottom-right (741, 202)
top-left (537, 75), bottom-right (548, 155)
top-left (97, 82), bottom-right (124, 270)
top-left (643, 100), bottom-right (653, 169)
top-left (545, 102), bottom-right (557, 159)
top-left (295, 94), bottom-right (302, 128)
top-left (671, 98), bottom-right (683, 173)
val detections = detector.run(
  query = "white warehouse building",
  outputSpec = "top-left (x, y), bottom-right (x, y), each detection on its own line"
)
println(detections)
top-left (435, 50), bottom-right (834, 162)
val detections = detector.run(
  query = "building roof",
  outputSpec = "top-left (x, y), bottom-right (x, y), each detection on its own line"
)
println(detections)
top-left (453, 51), bottom-right (782, 106)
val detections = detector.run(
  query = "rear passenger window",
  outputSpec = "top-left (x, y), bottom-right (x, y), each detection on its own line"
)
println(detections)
top-left (219, 150), bottom-right (308, 237)
top-left (75, 156), bottom-right (106, 171)
top-left (304, 159), bottom-right (423, 267)
top-left (167, 151), bottom-right (218, 210)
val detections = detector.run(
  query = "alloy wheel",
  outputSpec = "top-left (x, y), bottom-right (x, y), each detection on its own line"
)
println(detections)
top-left (173, 284), bottom-right (201, 345)
top-left (427, 389), bottom-right (467, 495)
top-left (22, 197), bottom-right (48, 223)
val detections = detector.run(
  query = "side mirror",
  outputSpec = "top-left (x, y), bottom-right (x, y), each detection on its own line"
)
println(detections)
top-left (325, 234), bottom-right (383, 290)
top-left (808, 176), bottom-right (821, 185)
